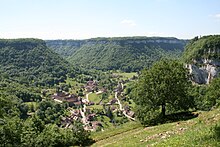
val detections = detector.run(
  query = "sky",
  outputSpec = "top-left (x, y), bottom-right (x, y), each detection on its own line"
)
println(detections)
top-left (0, 0), bottom-right (220, 40)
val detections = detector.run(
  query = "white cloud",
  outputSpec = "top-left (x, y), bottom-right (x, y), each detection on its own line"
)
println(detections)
top-left (120, 19), bottom-right (137, 27)
top-left (214, 13), bottom-right (220, 18)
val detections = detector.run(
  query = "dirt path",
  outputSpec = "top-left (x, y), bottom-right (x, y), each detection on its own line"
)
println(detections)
top-left (86, 92), bottom-right (92, 102)
top-left (115, 92), bottom-right (123, 111)
top-left (115, 83), bottom-right (135, 121)
top-left (79, 92), bottom-right (93, 129)
top-left (80, 105), bottom-right (87, 125)
top-left (123, 111), bottom-right (135, 121)
top-left (121, 83), bottom-right (124, 90)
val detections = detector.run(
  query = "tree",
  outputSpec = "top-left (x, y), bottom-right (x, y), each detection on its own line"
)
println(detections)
top-left (132, 59), bottom-right (193, 124)
top-left (0, 117), bottom-right (23, 147)
top-left (205, 77), bottom-right (220, 108)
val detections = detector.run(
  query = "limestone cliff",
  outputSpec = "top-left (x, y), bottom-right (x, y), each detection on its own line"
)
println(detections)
top-left (183, 35), bottom-right (220, 84)
top-left (187, 59), bottom-right (220, 84)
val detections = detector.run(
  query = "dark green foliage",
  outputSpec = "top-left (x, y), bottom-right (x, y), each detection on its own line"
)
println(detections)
top-left (189, 85), bottom-right (209, 110)
top-left (36, 99), bottom-right (68, 124)
top-left (0, 80), bottom-right (40, 118)
top-left (189, 77), bottom-right (220, 111)
top-left (46, 40), bottom-right (82, 57)
top-left (0, 80), bottom-right (92, 147)
top-left (132, 59), bottom-right (193, 124)
top-left (46, 37), bottom-right (187, 72)
top-left (189, 85), bottom-right (216, 111)
top-left (206, 77), bottom-right (220, 107)
top-left (183, 35), bottom-right (220, 62)
top-left (0, 38), bottom-right (74, 86)
top-left (0, 81), bottom-right (42, 102)
top-left (0, 117), bottom-right (23, 147)
top-left (25, 120), bottom-right (91, 147)
top-left (212, 123), bottom-right (220, 140)
top-left (106, 106), bottom-right (114, 122)
top-left (0, 117), bottom-right (92, 147)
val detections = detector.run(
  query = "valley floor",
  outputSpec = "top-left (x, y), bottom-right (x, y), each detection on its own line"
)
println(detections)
top-left (91, 108), bottom-right (220, 147)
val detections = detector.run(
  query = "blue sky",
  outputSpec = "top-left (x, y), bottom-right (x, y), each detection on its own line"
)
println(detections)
top-left (0, 0), bottom-right (220, 39)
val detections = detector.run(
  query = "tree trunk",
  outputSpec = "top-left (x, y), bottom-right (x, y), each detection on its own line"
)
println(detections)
top-left (161, 103), bottom-right (166, 117)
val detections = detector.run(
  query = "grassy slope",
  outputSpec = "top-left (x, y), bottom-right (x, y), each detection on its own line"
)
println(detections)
top-left (91, 108), bottom-right (220, 146)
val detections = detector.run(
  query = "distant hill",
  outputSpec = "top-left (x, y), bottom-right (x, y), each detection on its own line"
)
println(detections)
top-left (46, 40), bottom-right (82, 57)
top-left (46, 37), bottom-right (188, 72)
top-left (0, 38), bottom-right (74, 86)
top-left (183, 35), bottom-right (220, 84)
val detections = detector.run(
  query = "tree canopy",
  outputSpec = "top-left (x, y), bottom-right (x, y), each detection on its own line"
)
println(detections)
top-left (132, 59), bottom-right (193, 124)
top-left (182, 35), bottom-right (220, 62)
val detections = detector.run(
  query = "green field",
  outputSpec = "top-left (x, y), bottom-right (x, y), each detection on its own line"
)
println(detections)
top-left (91, 108), bottom-right (220, 146)
top-left (113, 72), bottom-right (137, 80)
top-left (88, 93), bottom-right (102, 104)
top-left (87, 105), bottom-right (103, 110)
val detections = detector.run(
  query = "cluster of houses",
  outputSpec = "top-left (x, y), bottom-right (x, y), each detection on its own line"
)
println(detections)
top-left (50, 80), bottom-right (135, 131)
top-left (124, 105), bottom-right (135, 118)
top-left (51, 92), bottom-right (82, 107)
top-left (60, 107), bottom-right (103, 131)
top-left (60, 109), bottom-right (80, 128)
top-left (50, 81), bottom-right (104, 131)
top-left (85, 80), bottom-right (98, 92)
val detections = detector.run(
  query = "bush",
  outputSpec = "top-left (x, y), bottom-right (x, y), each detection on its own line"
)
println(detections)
top-left (212, 124), bottom-right (220, 140)
top-left (189, 85), bottom-right (213, 111)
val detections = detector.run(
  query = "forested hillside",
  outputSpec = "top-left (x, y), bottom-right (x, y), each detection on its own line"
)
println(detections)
top-left (46, 40), bottom-right (82, 57)
top-left (46, 37), bottom-right (188, 72)
top-left (183, 35), bottom-right (220, 62)
top-left (0, 39), bottom-right (76, 86)
top-left (182, 35), bottom-right (220, 84)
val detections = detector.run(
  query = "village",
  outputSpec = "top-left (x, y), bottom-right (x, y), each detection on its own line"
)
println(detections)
top-left (50, 73), bottom-right (136, 131)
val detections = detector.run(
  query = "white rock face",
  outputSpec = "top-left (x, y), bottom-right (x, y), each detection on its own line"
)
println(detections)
top-left (187, 58), bottom-right (220, 84)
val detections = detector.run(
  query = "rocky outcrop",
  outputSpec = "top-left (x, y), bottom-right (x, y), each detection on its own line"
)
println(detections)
top-left (183, 35), bottom-right (220, 84)
top-left (187, 58), bottom-right (220, 84)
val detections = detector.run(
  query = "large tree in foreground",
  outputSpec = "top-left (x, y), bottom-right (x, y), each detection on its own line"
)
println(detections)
top-left (133, 59), bottom-right (193, 124)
